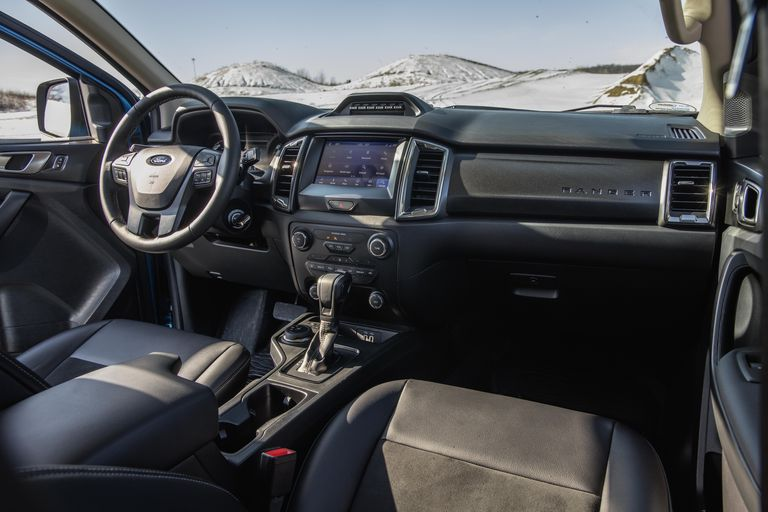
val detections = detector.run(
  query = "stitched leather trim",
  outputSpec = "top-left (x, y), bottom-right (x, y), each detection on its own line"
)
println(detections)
top-left (16, 465), bottom-right (240, 503)
top-left (0, 351), bottom-right (50, 391)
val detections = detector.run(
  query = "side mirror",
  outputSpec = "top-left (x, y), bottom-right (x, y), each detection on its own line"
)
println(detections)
top-left (36, 78), bottom-right (88, 138)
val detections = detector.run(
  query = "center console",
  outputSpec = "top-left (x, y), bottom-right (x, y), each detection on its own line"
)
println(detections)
top-left (289, 222), bottom-right (397, 313)
top-left (216, 312), bottom-right (412, 467)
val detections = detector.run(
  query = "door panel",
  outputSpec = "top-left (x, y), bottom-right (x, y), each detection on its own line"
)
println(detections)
top-left (0, 13), bottom-right (140, 354)
top-left (0, 173), bottom-right (134, 354)
top-left (705, 159), bottom-right (763, 511)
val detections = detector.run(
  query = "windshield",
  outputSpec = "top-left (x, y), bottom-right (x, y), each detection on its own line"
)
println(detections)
top-left (101, 1), bottom-right (701, 111)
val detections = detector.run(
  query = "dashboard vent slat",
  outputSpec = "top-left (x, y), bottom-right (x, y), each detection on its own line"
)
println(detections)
top-left (663, 161), bottom-right (715, 226)
top-left (272, 138), bottom-right (304, 211)
top-left (669, 126), bottom-right (704, 140)
top-left (348, 101), bottom-right (407, 116)
top-left (397, 140), bottom-right (449, 219)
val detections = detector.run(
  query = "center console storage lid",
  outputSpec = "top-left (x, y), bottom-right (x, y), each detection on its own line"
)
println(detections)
top-left (0, 353), bottom-right (218, 469)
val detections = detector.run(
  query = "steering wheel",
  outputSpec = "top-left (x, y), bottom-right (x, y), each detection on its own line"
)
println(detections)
top-left (99, 84), bottom-right (241, 253)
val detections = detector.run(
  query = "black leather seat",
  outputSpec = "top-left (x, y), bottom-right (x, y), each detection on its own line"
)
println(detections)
top-left (13, 319), bottom-right (249, 404)
top-left (290, 380), bottom-right (671, 512)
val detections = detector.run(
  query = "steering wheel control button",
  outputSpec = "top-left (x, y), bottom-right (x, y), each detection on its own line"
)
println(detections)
top-left (193, 169), bottom-right (214, 188)
top-left (367, 234), bottom-right (392, 259)
top-left (113, 152), bottom-right (136, 166)
top-left (368, 291), bottom-right (385, 310)
top-left (112, 167), bottom-right (128, 184)
top-left (291, 230), bottom-right (312, 251)
top-left (194, 152), bottom-right (217, 167)
top-left (327, 200), bottom-right (357, 212)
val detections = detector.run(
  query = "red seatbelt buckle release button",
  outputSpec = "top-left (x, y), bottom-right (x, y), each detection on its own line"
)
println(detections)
top-left (259, 447), bottom-right (297, 498)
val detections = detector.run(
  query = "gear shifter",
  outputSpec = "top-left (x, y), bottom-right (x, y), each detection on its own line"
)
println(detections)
top-left (298, 272), bottom-right (352, 375)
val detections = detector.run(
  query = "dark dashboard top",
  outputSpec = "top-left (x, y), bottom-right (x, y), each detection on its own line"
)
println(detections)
top-left (172, 93), bottom-right (718, 160)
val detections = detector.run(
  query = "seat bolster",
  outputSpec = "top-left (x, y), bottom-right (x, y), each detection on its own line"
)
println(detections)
top-left (10, 465), bottom-right (245, 512)
top-left (599, 423), bottom-right (672, 512)
top-left (288, 380), bottom-right (407, 512)
top-left (17, 321), bottom-right (109, 379)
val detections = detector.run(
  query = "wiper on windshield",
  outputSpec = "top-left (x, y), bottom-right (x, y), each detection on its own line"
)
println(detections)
top-left (564, 103), bottom-right (698, 115)
top-left (563, 104), bottom-right (641, 113)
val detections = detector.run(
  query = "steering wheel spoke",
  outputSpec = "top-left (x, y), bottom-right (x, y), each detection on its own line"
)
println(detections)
top-left (125, 202), bottom-right (148, 235)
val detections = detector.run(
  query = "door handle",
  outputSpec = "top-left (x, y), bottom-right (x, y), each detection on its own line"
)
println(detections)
top-left (0, 190), bottom-right (30, 237)
top-left (0, 152), bottom-right (52, 174)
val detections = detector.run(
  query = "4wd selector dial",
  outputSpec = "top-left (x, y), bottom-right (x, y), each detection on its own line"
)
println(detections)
top-left (367, 234), bottom-right (392, 259)
top-left (291, 229), bottom-right (312, 251)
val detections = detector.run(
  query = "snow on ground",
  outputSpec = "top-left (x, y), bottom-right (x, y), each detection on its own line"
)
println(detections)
top-left (0, 109), bottom-right (39, 140)
top-left (208, 47), bottom-right (701, 111)
top-left (0, 47), bottom-right (702, 139)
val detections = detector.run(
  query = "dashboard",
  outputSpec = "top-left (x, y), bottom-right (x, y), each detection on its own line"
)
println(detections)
top-left (170, 93), bottom-right (724, 325)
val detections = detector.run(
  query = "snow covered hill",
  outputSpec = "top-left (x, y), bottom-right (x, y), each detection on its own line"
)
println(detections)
top-left (592, 46), bottom-right (702, 108)
top-left (190, 48), bottom-right (701, 111)
top-left (195, 60), bottom-right (322, 96)
top-left (0, 47), bottom-right (703, 139)
top-left (342, 54), bottom-right (515, 89)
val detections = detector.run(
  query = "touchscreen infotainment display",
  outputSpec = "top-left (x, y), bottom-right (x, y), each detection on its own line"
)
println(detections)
top-left (315, 140), bottom-right (399, 188)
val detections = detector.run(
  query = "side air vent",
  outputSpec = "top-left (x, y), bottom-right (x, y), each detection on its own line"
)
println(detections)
top-left (662, 161), bottom-right (715, 226)
top-left (349, 101), bottom-right (406, 115)
top-left (669, 126), bottom-right (704, 140)
top-left (272, 138), bottom-right (305, 211)
top-left (397, 139), bottom-right (449, 219)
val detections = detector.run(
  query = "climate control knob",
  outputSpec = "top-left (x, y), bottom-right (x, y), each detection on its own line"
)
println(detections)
top-left (367, 234), bottom-right (392, 259)
top-left (291, 230), bottom-right (312, 251)
top-left (368, 291), bottom-right (385, 310)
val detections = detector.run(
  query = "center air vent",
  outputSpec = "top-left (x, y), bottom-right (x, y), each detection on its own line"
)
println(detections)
top-left (662, 161), bottom-right (715, 226)
top-left (349, 101), bottom-right (406, 115)
top-left (272, 138), bottom-right (305, 211)
top-left (397, 140), bottom-right (449, 219)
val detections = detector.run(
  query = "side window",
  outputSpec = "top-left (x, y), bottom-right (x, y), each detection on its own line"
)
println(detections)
top-left (0, 39), bottom-right (86, 141)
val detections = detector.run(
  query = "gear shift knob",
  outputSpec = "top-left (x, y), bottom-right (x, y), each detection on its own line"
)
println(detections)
top-left (298, 273), bottom-right (352, 376)
top-left (317, 272), bottom-right (352, 324)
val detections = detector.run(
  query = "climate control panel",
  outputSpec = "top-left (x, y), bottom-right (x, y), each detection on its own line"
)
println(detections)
top-left (289, 223), bottom-right (397, 312)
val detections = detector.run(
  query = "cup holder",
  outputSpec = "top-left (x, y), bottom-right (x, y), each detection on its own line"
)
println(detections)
top-left (218, 382), bottom-right (312, 453)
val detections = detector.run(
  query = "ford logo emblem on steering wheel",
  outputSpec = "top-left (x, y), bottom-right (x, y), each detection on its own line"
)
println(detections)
top-left (147, 154), bottom-right (172, 166)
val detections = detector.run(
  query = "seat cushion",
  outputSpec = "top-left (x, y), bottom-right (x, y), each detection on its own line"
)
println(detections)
top-left (17, 320), bottom-right (249, 403)
top-left (289, 380), bottom-right (671, 512)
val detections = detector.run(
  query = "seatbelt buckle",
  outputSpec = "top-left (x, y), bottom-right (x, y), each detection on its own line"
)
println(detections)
top-left (259, 447), bottom-right (297, 499)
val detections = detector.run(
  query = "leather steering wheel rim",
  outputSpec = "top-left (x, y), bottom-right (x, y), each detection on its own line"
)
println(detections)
top-left (99, 84), bottom-right (240, 253)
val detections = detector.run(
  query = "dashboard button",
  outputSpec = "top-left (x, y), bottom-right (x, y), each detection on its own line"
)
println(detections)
top-left (327, 200), bottom-right (357, 212)
top-left (292, 230), bottom-right (312, 251)
top-left (367, 234), bottom-right (392, 259)
top-left (324, 241), bottom-right (355, 254)
top-left (368, 291), bottom-right (385, 310)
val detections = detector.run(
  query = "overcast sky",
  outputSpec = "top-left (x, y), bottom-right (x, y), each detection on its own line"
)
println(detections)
top-left (2, 0), bottom-right (674, 88)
